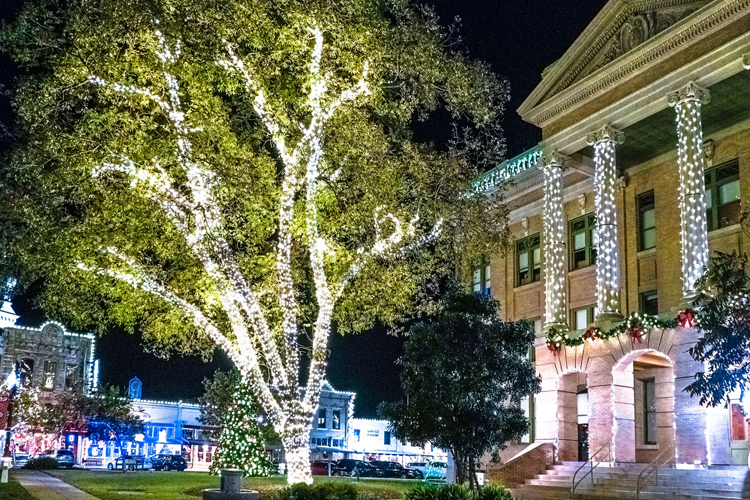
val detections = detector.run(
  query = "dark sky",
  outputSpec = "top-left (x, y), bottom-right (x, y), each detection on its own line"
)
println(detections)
top-left (0, 0), bottom-right (606, 416)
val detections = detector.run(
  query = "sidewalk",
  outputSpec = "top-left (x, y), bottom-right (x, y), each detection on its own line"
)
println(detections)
top-left (12, 469), bottom-right (100, 500)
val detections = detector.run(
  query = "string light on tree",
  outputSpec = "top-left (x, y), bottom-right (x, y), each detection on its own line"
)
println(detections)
top-left (667, 81), bottom-right (711, 301)
top-left (80, 20), bottom-right (442, 485)
top-left (587, 125), bottom-right (624, 319)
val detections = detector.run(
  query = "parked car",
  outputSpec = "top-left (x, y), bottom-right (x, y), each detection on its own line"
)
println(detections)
top-left (41, 449), bottom-right (75, 468)
top-left (149, 453), bottom-right (187, 471)
top-left (407, 462), bottom-right (427, 475)
top-left (311, 460), bottom-right (345, 476)
top-left (12, 454), bottom-right (29, 468)
top-left (371, 461), bottom-right (423, 479)
top-left (424, 461), bottom-right (447, 480)
top-left (108, 455), bottom-right (151, 471)
top-left (335, 459), bottom-right (381, 477)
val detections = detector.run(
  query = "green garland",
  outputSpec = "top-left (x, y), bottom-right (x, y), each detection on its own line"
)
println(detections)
top-left (545, 312), bottom-right (678, 353)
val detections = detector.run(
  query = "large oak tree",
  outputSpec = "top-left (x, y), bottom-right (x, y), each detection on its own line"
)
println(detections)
top-left (1, 0), bottom-right (509, 482)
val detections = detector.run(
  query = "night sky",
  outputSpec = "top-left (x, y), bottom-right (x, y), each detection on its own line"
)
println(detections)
top-left (0, 0), bottom-right (606, 416)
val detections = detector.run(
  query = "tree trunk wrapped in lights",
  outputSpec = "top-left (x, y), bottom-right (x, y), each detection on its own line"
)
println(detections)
top-left (1, 0), bottom-right (510, 484)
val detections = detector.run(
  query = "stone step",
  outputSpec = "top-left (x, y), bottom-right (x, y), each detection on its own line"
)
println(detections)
top-left (512, 484), bottom-right (750, 500)
top-left (532, 477), bottom-right (748, 493)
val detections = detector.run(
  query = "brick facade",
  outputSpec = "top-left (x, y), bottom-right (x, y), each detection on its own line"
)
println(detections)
top-left (485, 442), bottom-right (554, 488)
top-left (479, 0), bottom-right (750, 467)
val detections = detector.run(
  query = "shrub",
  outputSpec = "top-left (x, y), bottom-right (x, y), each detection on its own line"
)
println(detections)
top-left (23, 457), bottom-right (59, 470)
top-left (476, 485), bottom-right (513, 500)
top-left (404, 484), bottom-right (513, 500)
top-left (276, 482), bottom-right (360, 500)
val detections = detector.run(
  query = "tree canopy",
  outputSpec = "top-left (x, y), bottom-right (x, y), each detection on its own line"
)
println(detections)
top-left (379, 283), bottom-right (540, 487)
top-left (686, 212), bottom-right (750, 407)
top-left (1, 0), bottom-right (510, 482)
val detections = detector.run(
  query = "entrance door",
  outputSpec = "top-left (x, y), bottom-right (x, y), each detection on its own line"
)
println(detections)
top-left (729, 403), bottom-right (749, 465)
top-left (578, 424), bottom-right (589, 462)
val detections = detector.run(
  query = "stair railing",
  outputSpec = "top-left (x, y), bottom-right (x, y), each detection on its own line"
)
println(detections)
top-left (571, 441), bottom-right (611, 499)
top-left (636, 443), bottom-right (674, 500)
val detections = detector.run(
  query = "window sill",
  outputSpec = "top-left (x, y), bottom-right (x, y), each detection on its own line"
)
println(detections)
top-left (636, 444), bottom-right (659, 450)
top-left (513, 280), bottom-right (542, 292)
top-left (708, 223), bottom-right (741, 240)
top-left (637, 247), bottom-right (657, 259)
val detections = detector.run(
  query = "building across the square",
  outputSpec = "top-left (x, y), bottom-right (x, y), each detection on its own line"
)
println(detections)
top-left (474, 0), bottom-right (750, 472)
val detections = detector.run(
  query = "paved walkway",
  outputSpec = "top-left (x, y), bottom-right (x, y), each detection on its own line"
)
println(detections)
top-left (12, 470), bottom-right (100, 500)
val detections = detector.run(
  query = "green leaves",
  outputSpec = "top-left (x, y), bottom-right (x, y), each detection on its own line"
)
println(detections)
top-left (379, 281), bottom-right (540, 483)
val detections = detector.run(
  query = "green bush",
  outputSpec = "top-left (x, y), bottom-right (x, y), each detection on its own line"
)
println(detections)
top-left (476, 485), bottom-right (513, 500)
top-left (276, 482), bottom-right (360, 500)
top-left (23, 457), bottom-right (59, 470)
top-left (405, 484), bottom-right (513, 500)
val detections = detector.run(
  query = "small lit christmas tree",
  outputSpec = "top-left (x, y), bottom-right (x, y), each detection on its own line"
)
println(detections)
top-left (210, 384), bottom-right (274, 477)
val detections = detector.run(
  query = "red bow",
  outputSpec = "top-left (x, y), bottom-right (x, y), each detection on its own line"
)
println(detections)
top-left (583, 325), bottom-right (600, 342)
top-left (629, 325), bottom-right (643, 344)
top-left (677, 308), bottom-right (697, 329)
top-left (546, 340), bottom-right (561, 355)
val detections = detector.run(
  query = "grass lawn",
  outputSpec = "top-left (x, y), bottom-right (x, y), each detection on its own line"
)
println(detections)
top-left (0, 477), bottom-right (37, 500)
top-left (46, 469), bottom-right (414, 500)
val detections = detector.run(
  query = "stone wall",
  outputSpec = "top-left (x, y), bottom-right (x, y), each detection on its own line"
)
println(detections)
top-left (485, 442), bottom-right (554, 488)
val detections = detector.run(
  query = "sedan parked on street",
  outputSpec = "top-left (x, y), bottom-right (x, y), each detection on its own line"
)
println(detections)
top-left (149, 453), bottom-right (187, 471)
top-left (311, 460), bottom-right (345, 476)
top-left (371, 461), bottom-right (423, 479)
top-left (335, 459), bottom-right (381, 477)
top-left (41, 449), bottom-right (75, 468)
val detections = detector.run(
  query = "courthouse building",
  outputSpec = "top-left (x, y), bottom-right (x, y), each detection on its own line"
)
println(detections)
top-left (476, 0), bottom-right (750, 468)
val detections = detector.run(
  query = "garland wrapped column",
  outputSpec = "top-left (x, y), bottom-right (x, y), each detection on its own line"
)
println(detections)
top-left (541, 152), bottom-right (569, 331)
top-left (587, 126), bottom-right (624, 321)
top-left (668, 82), bottom-right (710, 301)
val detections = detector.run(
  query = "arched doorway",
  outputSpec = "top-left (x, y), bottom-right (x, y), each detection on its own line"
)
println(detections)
top-left (611, 350), bottom-right (674, 464)
top-left (556, 371), bottom-right (588, 462)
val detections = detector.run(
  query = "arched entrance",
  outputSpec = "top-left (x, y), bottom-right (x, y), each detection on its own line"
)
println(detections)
top-left (556, 371), bottom-right (588, 462)
top-left (611, 350), bottom-right (675, 464)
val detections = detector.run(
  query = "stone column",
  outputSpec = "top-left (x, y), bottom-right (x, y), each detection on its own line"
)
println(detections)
top-left (541, 153), bottom-right (568, 331)
top-left (667, 82), bottom-right (710, 301)
top-left (587, 126), bottom-right (624, 321)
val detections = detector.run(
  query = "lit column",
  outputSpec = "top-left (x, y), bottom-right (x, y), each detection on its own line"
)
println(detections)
top-left (587, 125), bottom-right (624, 321)
top-left (668, 82), bottom-right (710, 301)
top-left (541, 152), bottom-right (568, 331)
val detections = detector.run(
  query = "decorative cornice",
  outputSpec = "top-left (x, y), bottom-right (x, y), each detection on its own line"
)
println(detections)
top-left (667, 80), bottom-right (711, 105)
top-left (525, 0), bottom-right (750, 127)
top-left (586, 125), bottom-right (626, 145)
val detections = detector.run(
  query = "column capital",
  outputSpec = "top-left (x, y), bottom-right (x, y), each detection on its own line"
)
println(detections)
top-left (586, 125), bottom-right (624, 146)
top-left (667, 81), bottom-right (710, 107)
top-left (742, 53), bottom-right (750, 70)
top-left (540, 151), bottom-right (569, 169)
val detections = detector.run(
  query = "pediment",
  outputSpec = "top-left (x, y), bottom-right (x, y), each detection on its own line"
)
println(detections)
top-left (519, 0), bottom-right (713, 121)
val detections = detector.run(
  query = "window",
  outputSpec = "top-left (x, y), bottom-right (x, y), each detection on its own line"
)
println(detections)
top-left (331, 409), bottom-right (341, 430)
top-left (705, 160), bottom-right (741, 231)
top-left (640, 290), bottom-right (658, 316)
top-left (354, 429), bottom-right (360, 442)
top-left (516, 234), bottom-right (541, 286)
top-left (42, 361), bottom-right (57, 390)
top-left (333, 439), bottom-right (339, 447)
top-left (17, 358), bottom-right (34, 387)
top-left (473, 259), bottom-right (492, 296)
top-left (318, 408), bottom-right (327, 429)
top-left (570, 213), bottom-right (597, 270)
top-left (572, 306), bottom-right (596, 330)
top-left (384, 431), bottom-right (391, 446)
top-left (638, 191), bottom-right (656, 251)
top-left (65, 364), bottom-right (81, 390)
top-left (643, 379), bottom-right (656, 444)
top-left (182, 429), bottom-right (195, 440)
